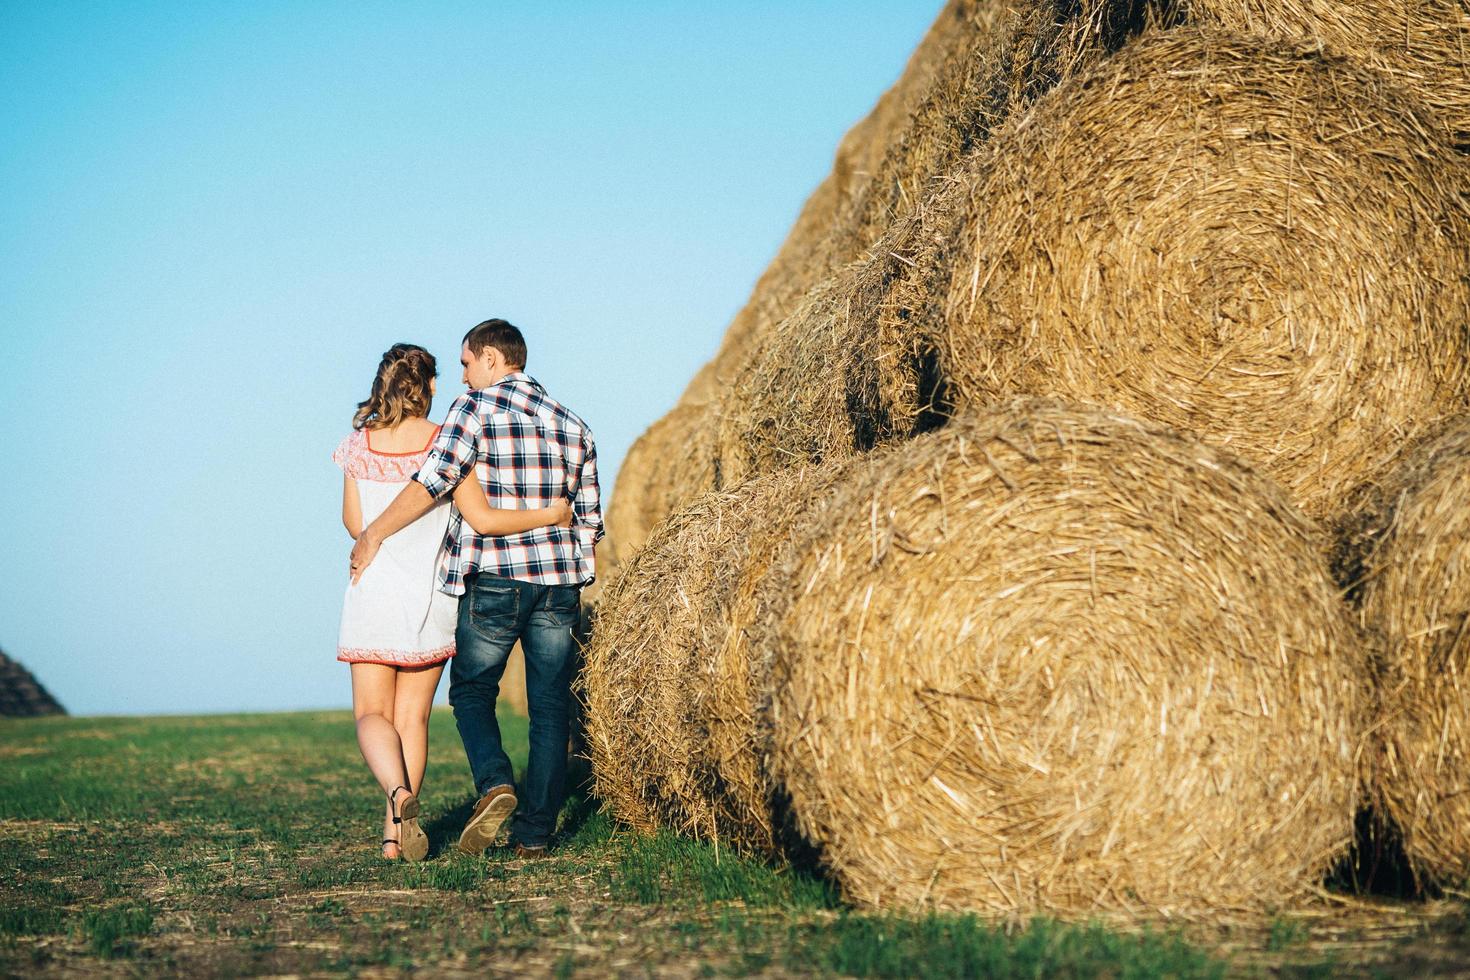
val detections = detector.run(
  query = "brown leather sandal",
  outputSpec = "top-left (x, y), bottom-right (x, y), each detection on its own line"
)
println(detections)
top-left (389, 785), bottom-right (429, 862)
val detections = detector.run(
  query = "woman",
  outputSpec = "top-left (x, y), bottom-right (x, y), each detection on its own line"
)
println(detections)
top-left (332, 343), bottom-right (568, 860)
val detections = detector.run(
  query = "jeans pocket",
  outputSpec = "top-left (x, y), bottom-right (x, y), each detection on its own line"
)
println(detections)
top-left (469, 585), bottom-right (519, 640)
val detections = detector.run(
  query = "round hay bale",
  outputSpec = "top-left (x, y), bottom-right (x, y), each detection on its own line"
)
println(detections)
top-left (940, 29), bottom-right (1470, 518)
top-left (581, 480), bottom-right (722, 835)
top-left (1352, 417), bottom-right (1470, 888)
top-left (583, 485), bottom-right (745, 837)
top-left (765, 400), bottom-right (1365, 915)
top-left (1180, 0), bottom-right (1470, 146)
top-left (581, 468), bottom-right (841, 851)
top-left (0, 649), bottom-right (65, 718)
top-left (695, 466), bottom-right (855, 855)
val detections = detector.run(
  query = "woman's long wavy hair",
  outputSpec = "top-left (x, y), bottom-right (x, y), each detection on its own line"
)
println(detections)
top-left (352, 343), bottom-right (437, 430)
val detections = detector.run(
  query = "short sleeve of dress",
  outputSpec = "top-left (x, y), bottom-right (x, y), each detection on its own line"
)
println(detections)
top-left (332, 430), bottom-right (363, 472)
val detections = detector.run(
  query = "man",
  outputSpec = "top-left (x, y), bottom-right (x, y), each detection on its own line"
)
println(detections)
top-left (349, 318), bottom-right (602, 857)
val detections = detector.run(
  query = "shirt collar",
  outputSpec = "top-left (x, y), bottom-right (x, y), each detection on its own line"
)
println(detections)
top-left (489, 371), bottom-right (542, 392)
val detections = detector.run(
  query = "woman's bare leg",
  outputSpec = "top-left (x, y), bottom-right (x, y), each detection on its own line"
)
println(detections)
top-left (350, 663), bottom-right (410, 857)
top-left (393, 663), bottom-right (446, 803)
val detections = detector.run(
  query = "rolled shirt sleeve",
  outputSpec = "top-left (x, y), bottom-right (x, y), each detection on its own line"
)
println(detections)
top-left (413, 394), bottom-right (483, 499)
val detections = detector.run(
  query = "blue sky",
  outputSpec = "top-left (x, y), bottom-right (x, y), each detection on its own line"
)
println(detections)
top-left (0, 1), bottom-right (941, 716)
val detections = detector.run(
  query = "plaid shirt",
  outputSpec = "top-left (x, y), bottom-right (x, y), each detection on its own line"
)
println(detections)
top-left (413, 372), bottom-right (603, 593)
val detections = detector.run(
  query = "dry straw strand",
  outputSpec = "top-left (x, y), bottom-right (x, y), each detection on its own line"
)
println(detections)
top-left (1178, 0), bottom-right (1470, 147)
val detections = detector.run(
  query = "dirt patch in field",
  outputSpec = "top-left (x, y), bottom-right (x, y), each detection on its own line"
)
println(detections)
top-left (0, 746), bottom-right (49, 758)
top-left (9, 713), bottom-right (1470, 976)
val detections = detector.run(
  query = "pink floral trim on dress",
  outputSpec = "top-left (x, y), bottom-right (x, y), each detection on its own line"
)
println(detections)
top-left (331, 429), bottom-right (438, 483)
top-left (337, 642), bottom-right (455, 667)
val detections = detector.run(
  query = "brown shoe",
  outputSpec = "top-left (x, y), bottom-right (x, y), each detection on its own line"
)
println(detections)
top-left (513, 842), bottom-right (549, 859)
top-left (457, 784), bottom-right (517, 855)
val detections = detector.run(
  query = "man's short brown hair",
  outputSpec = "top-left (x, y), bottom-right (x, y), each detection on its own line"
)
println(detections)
top-left (463, 318), bottom-right (527, 369)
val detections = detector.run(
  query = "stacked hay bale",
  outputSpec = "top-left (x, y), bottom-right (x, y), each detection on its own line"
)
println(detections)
top-left (608, 0), bottom-right (1046, 562)
top-left (583, 487), bottom-right (728, 835)
top-left (585, 0), bottom-right (1470, 920)
top-left (708, 161), bottom-right (962, 486)
top-left (711, 243), bottom-right (923, 485)
top-left (936, 29), bottom-right (1470, 518)
top-left (1346, 419), bottom-right (1470, 889)
top-left (710, 2), bottom-right (1181, 489)
top-left (614, 0), bottom-right (1470, 557)
top-left (0, 649), bottom-right (65, 718)
top-left (582, 467), bottom-right (845, 852)
top-left (764, 402), bottom-right (1365, 914)
top-left (590, 400), bottom-right (1368, 912)
top-left (712, 22), bottom-right (1470, 510)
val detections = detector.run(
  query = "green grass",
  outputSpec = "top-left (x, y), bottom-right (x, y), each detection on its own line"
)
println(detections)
top-left (607, 829), bottom-right (838, 909)
top-left (804, 914), bottom-right (1224, 979)
top-left (0, 903), bottom-right (67, 938)
top-left (80, 903), bottom-right (153, 959)
top-left (1267, 915), bottom-right (1308, 952)
top-left (0, 709), bottom-right (1454, 976)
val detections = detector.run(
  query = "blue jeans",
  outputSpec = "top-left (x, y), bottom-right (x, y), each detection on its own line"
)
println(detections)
top-left (450, 573), bottom-right (581, 847)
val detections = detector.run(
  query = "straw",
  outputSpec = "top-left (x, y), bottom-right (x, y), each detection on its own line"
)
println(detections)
top-left (938, 29), bottom-right (1470, 518)
top-left (764, 400), bottom-right (1366, 914)
top-left (1345, 417), bottom-right (1470, 888)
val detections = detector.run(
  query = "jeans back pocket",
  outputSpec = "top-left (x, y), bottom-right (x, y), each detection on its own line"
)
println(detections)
top-left (469, 584), bottom-right (520, 641)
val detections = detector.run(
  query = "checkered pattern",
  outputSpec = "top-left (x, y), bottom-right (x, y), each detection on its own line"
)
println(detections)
top-left (413, 373), bottom-right (603, 593)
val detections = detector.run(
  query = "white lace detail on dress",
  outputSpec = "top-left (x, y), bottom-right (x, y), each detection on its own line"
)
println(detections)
top-left (332, 429), bottom-right (433, 483)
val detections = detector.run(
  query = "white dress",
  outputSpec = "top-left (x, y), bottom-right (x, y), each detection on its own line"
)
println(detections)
top-left (333, 428), bottom-right (458, 667)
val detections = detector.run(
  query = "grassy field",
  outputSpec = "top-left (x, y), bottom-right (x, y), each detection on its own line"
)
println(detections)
top-left (2, 712), bottom-right (1469, 977)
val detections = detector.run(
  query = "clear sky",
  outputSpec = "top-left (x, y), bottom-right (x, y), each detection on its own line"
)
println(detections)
top-left (0, 1), bottom-right (941, 717)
